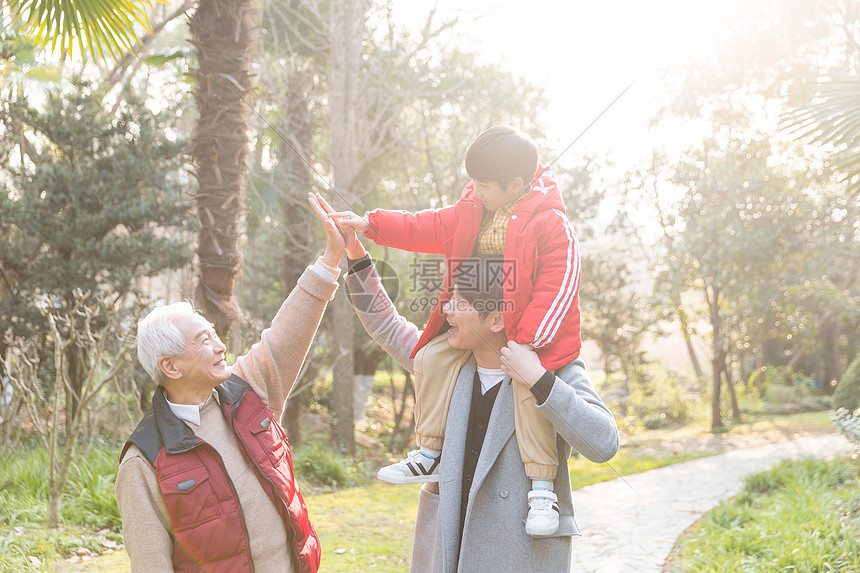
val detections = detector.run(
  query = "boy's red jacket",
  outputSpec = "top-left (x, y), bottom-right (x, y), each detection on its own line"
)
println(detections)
top-left (363, 167), bottom-right (581, 371)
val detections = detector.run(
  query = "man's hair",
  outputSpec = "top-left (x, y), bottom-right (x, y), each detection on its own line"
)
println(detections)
top-left (136, 302), bottom-right (195, 383)
top-left (464, 125), bottom-right (539, 189)
top-left (452, 255), bottom-right (512, 319)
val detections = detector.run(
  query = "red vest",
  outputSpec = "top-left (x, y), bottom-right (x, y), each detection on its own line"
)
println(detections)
top-left (121, 375), bottom-right (320, 573)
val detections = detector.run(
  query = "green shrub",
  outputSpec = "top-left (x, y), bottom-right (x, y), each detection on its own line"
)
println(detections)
top-left (832, 407), bottom-right (860, 451)
top-left (764, 382), bottom-right (810, 404)
top-left (0, 445), bottom-right (121, 530)
top-left (834, 355), bottom-right (860, 412)
top-left (627, 367), bottom-right (693, 429)
top-left (742, 456), bottom-right (853, 496)
top-left (63, 447), bottom-right (122, 529)
top-left (292, 442), bottom-right (366, 489)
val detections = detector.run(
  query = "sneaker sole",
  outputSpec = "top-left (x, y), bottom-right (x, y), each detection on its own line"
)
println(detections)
top-left (376, 470), bottom-right (440, 484)
top-left (525, 523), bottom-right (559, 536)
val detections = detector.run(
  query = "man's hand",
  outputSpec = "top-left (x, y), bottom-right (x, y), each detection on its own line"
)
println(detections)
top-left (307, 193), bottom-right (346, 267)
top-left (500, 341), bottom-right (545, 387)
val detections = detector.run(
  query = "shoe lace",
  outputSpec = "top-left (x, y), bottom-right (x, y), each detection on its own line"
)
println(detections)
top-left (530, 495), bottom-right (553, 512)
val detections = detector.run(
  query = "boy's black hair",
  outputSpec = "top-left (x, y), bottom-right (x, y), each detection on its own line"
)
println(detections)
top-left (451, 255), bottom-right (514, 319)
top-left (464, 125), bottom-right (539, 189)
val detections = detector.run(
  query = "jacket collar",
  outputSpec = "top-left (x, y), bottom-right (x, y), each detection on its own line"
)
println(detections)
top-left (458, 164), bottom-right (565, 215)
top-left (152, 386), bottom-right (201, 455)
top-left (153, 374), bottom-right (251, 455)
top-left (215, 373), bottom-right (250, 405)
top-left (438, 357), bottom-right (516, 569)
top-left (438, 357), bottom-right (475, 567)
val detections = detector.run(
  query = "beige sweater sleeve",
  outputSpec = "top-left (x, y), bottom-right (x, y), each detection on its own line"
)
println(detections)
top-left (115, 446), bottom-right (175, 572)
top-left (232, 264), bottom-right (338, 415)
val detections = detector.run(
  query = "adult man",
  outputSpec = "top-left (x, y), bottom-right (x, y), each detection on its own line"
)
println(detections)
top-left (115, 204), bottom-right (346, 572)
top-left (338, 235), bottom-right (620, 571)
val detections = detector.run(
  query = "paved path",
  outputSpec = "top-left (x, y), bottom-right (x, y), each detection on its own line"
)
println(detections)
top-left (570, 434), bottom-right (852, 572)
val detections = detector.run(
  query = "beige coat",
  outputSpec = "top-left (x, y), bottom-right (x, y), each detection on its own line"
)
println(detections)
top-left (116, 266), bottom-right (338, 572)
top-left (346, 259), bottom-right (619, 573)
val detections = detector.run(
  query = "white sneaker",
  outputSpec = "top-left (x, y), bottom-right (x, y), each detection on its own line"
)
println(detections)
top-left (377, 450), bottom-right (440, 484)
top-left (525, 489), bottom-right (559, 536)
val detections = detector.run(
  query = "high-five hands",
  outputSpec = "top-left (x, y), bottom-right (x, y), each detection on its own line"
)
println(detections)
top-left (306, 193), bottom-right (366, 260)
top-left (327, 210), bottom-right (370, 234)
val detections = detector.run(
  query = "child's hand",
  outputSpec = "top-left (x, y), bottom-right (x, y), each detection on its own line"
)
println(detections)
top-left (328, 210), bottom-right (370, 233)
top-left (309, 193), bottom-right (366, 259)
top-left (500, 341), bottom-right (545, 387)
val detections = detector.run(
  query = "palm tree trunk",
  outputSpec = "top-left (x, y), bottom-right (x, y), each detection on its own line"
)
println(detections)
top-left (189, 0), bottom-right (260, 337)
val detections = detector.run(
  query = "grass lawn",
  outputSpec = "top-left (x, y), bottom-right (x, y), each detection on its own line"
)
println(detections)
top-left (664, 457), bottom-right (860, 572)
top-left (38, 411), bottom-right (840, 572)
top-left (307, 482), bottom-right (422, 572)
top-left (55, 445), bottom-right (714, 573)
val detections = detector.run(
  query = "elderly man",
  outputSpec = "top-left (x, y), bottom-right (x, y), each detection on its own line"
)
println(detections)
top-left (116, 204), bottom-right (345, 572)
top-left (310, 193), bottom-right (620, 572)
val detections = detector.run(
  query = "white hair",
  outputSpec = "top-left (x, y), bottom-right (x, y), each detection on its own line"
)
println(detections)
top-left (136, 301), bottom-right (195, 383)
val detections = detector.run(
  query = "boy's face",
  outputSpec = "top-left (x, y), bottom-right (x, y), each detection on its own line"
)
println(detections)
top-left (472, 178), bottom-right (523, 212)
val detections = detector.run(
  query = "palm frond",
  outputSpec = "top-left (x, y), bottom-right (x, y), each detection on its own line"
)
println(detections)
top-left (783, 74), bottom-right (860, 196)
top-left (7, 0), bottom-right (154, 64)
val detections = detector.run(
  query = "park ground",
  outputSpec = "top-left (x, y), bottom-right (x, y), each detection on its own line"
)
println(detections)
top-left (32, 410), bottom-right (851, 573)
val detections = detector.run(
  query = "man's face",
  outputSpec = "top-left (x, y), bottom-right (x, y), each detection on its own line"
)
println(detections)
top-left (472, 179), bottom-right (520, 212)
top-left (443, 287), bottom-right (499, 352)
top-left (170, 313), bottom-right (231, 386)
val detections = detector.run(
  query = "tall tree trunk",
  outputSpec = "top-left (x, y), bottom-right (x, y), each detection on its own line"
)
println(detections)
top-left (708, 284), bottom-right (723, 430)
top-left (280, 67), bottom-right (316, 448)
top-left (64, 344), bottom-right (87, 436)
top-left (189, 0), bottom-right (260, 338)
top-left (723, 354), bottom-right (741, 420)
top-left (677, 302), bottom-right (704, 379)
top-left (330, 294), bottom-right (355, 453)
top-left (327, 0), bottom-right (365, 453)
top-left (353, 344), bottom-right (384, 420)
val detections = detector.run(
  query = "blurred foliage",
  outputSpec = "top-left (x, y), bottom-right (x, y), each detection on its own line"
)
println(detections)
top-left (292, 442), bottom-right (368, 489)
top-left (834, 355), bottom-right (860, 413)
top-left (6, 0), bottom-right (152, 63)
top-left (0, 76), bottom-right (192, 419)
top-left (626, 367), bottom-right (694, 429)
top-left (832, 407), bottom-right (860, 452)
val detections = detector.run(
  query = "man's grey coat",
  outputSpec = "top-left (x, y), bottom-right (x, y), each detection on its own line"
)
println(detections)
top-left (345, 260), bottom-right (619, 573)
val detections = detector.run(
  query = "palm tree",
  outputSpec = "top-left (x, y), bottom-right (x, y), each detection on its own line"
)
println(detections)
top-left (188, 0), bottom-right (259, 338)
top-left (6, 0), bottom-right (152, 62)
top-left (785, 74), bottom-right (860, 197)
top-left (8, 0), bottom-right (261, 340)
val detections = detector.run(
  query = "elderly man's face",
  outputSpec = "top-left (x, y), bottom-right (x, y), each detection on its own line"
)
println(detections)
top-left (171, 313), bottom-right (231, 386)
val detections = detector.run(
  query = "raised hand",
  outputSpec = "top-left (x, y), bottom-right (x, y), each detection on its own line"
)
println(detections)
top-left (311, 193), bottom-right (366, 259)
top-left (307, 193), bottom-right (346, 267)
